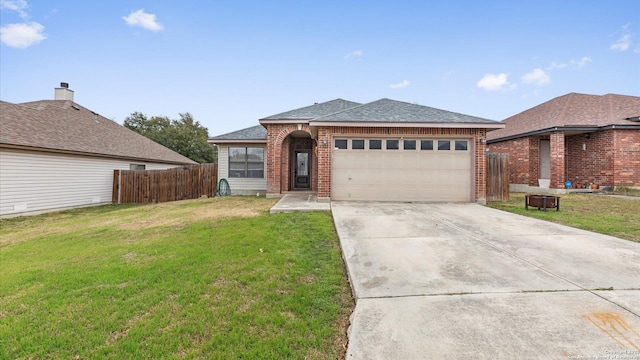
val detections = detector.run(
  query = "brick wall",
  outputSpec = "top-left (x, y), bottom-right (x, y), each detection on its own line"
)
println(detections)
top-left (488, 129), bottom-right (640, 189)
top-left (566, 131), bottom-right (614, 187)
top-left (613, 129), bottom-right (640, 187)
top-left (549, 131), bottom-right (565, 188)
top-left (488, 137), bottom-right (530, 185)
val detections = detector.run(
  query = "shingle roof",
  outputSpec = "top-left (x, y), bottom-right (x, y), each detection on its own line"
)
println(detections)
top-left (260, 99), bottom-right (362, 120)
top-left (0, 100), bottom-right (196, 164)
top-left (487, 93), bottom-right (640, 141)
top-left (208, 125), bottom-right (266, 141)
top-left (313, 98), bottom-right (498, 124)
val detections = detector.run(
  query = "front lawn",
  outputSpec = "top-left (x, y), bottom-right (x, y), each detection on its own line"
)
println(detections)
top-left (488, 193), bottom-right (640, 243)
top-left (0, 197), bottom-right (353, 359)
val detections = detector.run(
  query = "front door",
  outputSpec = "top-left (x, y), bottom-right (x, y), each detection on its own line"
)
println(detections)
top-left (540, 139), bottom-right (550, 179)
top-left (294, 151), bottom-right (310, 189)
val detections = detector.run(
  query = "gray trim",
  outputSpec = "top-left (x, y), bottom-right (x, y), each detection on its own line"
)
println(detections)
top-left (310, 121), bottom-right (504, 129)
top-left (208, 125), bottom-right (266, 141)
top-left (487, 124), bottom-right (640, 143)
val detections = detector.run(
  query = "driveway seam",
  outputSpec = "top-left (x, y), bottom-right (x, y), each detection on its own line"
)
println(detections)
top-left (356, 288), bottom-right (640, 300)
top-left (412, 204), bottom-right (640, 318)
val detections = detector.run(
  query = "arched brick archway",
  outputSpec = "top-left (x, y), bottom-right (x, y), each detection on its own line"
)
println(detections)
top-left (264, 124), bottom-right (316, 195)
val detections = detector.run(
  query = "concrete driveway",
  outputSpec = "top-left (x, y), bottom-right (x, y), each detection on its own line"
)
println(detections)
top-left (331, 202), bottom-right (640, 359)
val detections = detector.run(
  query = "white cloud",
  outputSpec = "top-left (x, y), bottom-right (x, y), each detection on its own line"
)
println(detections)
top-left (0, 21), bottom-right (46, 48)
top-left (122, 9), bottom-right (163, 32)
top-left (610, 23), bottom-right (634, 51)
top-left (389, 80), bottom-right (410, 89)
top-left (546, 61), bottom-right (567, 70)
top-left (571, 56), bottom-right (592, 67)
top-left (522, 68), bottom-right (550, 86)
top-left (0, 0), bottom-right (29, 18)
top-left (476, 73), bottom-right (509, 91)
top-left (345, 50), bottom-right (362, 59)
top-left (610, 34), bottom-right (631, 51)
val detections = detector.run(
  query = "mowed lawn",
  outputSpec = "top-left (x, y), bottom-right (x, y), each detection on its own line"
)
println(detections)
top-left (488, 193), bottom-right (640, 243)
top-left (0, 197), bottom-right (354, 359)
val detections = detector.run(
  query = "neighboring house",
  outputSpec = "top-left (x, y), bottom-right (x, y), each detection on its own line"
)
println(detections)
top-left (487, 93), bottom-right (640, 192)
top-left (209, 98), bottom-right (504, 203)
top-left (0, 83), bottom-right (197, 218)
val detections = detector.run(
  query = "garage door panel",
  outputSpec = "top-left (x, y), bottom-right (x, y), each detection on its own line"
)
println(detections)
top-left (332, 138), bottom-right (473, 202)
top-left (332, 184), bottom-right (469, 202)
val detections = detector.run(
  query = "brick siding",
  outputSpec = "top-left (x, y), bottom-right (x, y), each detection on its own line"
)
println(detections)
top-left (489, 129), bottom-right (640, 188)
top-left (614, 129), bottom-right (640, 187)
top-left (268, 124), bottom-right (489, 201)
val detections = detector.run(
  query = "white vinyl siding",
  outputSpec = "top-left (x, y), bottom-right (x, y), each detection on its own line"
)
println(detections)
top-left (0, 149), bottom-right (180, 217)
top-left (217, 144), bottom-right (267, 195)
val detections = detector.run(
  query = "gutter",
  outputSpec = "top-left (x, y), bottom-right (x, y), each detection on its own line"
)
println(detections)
top-left (487, 124), bottom-right (640, 143)
top-left (0, 144), bottom-right (197, 165)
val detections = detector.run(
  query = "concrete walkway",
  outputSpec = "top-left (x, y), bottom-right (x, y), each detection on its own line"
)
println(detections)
top-left (332, 202), bottom-right (640, 359)
top-left (269, 193), bottom-right (331, 213)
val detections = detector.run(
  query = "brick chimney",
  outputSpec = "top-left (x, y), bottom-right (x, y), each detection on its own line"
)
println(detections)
top-left (54, 82), bottom-right (74, 101)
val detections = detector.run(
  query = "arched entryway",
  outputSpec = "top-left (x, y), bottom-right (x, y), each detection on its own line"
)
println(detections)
top-left (281, 130), bottom-right (317, 191)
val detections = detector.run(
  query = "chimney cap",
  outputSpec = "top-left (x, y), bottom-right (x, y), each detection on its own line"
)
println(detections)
top-left (60, 82), bottom-right (69, 88)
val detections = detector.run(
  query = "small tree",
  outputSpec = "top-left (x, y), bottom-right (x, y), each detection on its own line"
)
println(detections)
top-left (124, 112), bottom-right (217, 163)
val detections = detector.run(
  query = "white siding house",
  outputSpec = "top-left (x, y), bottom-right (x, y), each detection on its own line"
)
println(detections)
top-left (209, 126), bottom-right (267, 196)
top-left (216, 144), bottom-right (267, 195)
top-left (0, 84), bottom-right (196, 218)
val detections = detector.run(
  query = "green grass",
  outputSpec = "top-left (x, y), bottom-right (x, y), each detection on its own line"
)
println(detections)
top-left (0, 197), bottom-right (353, 359)
top-left (488, 193), bottom-right (640, 243)
top-left (609, 186), bottom-right (640, 197)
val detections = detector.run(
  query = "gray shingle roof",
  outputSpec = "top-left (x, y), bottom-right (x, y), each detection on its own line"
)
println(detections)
top-left (0, 100), bottom-right (196, 164)
top-left (260, 99), bottom-right (362, 120)
top-left (208, 125), bottom-right (266, 141)
top-left (487, 93), bottom-right (640, 141)
top-left (314, 98), bottom-right (498, 124)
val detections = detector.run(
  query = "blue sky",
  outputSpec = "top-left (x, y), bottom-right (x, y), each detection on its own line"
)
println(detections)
top-left (1, 1), bottom-right (639, 136)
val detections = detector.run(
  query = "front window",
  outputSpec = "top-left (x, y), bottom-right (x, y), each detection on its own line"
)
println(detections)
top-left (229, 147), bottom-right (264, 178)
top-left (130, 164), bottom-right (145, 170)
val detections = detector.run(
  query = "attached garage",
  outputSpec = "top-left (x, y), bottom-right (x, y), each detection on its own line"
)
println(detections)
top-left (237, 97), bottom-right (505, 204)
top-left (331, 137), bottom-right (472, 202)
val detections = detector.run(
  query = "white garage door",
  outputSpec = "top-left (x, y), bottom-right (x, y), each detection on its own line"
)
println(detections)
top-left (331, 138), bottom-right (472, 202)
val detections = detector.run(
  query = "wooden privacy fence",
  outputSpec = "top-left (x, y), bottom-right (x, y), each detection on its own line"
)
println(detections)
top-left (487, 153), bottom-right (510, 202)
top-left (113, 164), bottom-right (218, 204)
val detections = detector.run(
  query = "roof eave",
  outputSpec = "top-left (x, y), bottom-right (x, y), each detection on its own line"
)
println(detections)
top-left (487, 124), bottom-right (640, 143)
top-left (208, 139), bottom-right (266, 144)
top-left (259, 119), bottom-right (312, 124)
top-left (308, 121), bottom-right (505, 129)
top-left (0, 143), bottom-right (197, 165)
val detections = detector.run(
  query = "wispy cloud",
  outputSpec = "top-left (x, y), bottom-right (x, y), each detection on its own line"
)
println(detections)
top-left (476, 73), bottom-right (509, 91)
top-left (546, 61), bottom-right (567, 70)
top-left (522, 68), bottom-right (550, 86)
top-left (389, 80), bottom-right (410, 89)
top-left (610, 23), bottom-right (634, 51)
top-left (344, 49), bottom-right (362, 59)
top-left (0, 21), bottom-right (46, 48)
top-left (611, 34), bottom-right (631, 51)
top-left (123, 9), bottom-right (163, 32)
top-left (0, 0), bottom-right (46, 48)
top-left (0, 0), bottom-right (28, 18)
top-left (570, 56), bottom-right (592, 67)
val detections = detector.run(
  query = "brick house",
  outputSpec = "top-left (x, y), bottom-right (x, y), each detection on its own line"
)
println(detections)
top-left (487, 93), bottom-right (640, 191)
top-left (209, 98), bottom-right (503, 203)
